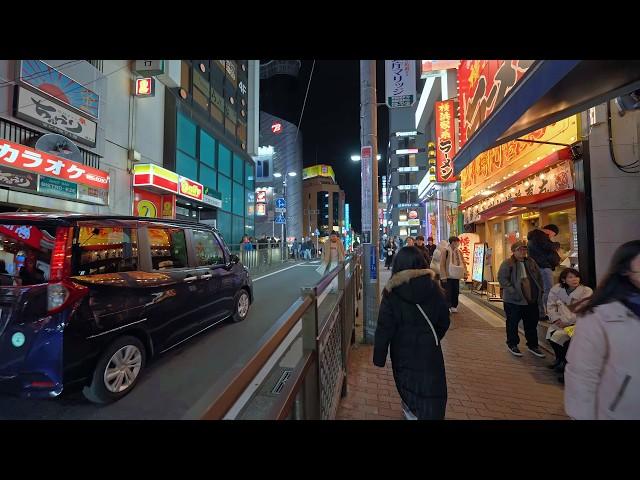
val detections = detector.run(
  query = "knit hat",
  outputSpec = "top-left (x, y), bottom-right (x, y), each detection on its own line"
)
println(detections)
top-left (543, 224), bottom-right (559, 235)
top-left (511, 241), bottom-right (528, 252)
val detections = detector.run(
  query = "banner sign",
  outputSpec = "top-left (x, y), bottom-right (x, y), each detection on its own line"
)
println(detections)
top-left (435, 99), bottom-right (457, 182)
top-left (385, 60), bottom-right (416, 108)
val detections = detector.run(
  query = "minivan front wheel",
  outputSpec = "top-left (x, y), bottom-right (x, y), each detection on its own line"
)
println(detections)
top-left (83, 336), bottom-right (146, 404)
top-left (230, 289), bottom-right (250, 323)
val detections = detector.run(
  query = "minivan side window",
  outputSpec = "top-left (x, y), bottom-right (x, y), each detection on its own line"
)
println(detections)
top-left (148, 227), bottom-right (189, 270)
top-left (74, 227), bottom-right (139, 276)
top-left (192, 230), bottom-right (226, 267)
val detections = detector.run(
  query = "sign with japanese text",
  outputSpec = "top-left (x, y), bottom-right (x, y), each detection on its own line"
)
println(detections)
top-left (0, 139), bottom-right (109, 190)
top-left (39, 176), bottom-right (78, 200)
top-left (0, 224), bottom-right (54, 251)
top-left (133, 188), bottom-right (161, 217)
top-left (15, 87), bottom-right (97, 147)
top-left (435, 99), bottom-right (457, 183)
top-left (256, 189), bottom-right (267, 204)
top-left (19, 60), bottom-right (100, 119)
top-left (78, 184), bottom-right (108, 205)
top-left (458, 233), bottom-right (480, 277)
top-left (0, 165), bottom-right (37, 192)
top-left (178, 176), bottom-right (203, 202)
top-left (460, 116), bottom-right (578, 201)
top-left (472, 242), bottom-right (486, 283)
top-left (463, 160), bottom-right (574, 224)
top-left (385, 60), bottom-right (416, 108)
top-left (458, 60), bottom-right (534, 145)
top-left (361, 146), bottom-right (373, 234)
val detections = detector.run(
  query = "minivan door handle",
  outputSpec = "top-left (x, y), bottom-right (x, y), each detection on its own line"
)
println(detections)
top-left (184, 276), bottom-right (198, 282)
top-left (200, 274), bottom-right (213, 280)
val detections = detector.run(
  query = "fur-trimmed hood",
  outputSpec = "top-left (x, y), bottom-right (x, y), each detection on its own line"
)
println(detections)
top-left (384, 268), bottom-right (436, 301)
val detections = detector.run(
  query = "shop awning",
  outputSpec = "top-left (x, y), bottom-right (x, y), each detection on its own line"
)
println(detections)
top-left (454, 60), bottom-right (640, 175)
top-left (477, 189), bottom-right (575, 223)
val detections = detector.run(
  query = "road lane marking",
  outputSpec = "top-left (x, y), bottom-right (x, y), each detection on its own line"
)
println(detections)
top-left (252, 264), bottom-right (302, 281)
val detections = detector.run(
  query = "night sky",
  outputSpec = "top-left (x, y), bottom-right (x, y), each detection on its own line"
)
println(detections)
top-left (261, 60), bottom-right (389, 232)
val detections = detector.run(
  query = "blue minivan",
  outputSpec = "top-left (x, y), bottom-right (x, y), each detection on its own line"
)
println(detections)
top-left (0, 213), bottom-right (252, 403)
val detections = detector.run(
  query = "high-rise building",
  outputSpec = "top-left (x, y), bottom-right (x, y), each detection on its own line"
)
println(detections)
top-left (302, 164), bottom-right (345, 242)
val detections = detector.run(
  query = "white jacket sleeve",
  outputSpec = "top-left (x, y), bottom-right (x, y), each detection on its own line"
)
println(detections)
top-left (564, 311), bottom-right (607, 420)
top-left (547, 286), bottom-right (563, 323)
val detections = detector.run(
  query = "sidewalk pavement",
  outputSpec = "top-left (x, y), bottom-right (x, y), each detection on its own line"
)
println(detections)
top-left (337, 273), bottom-right (569, 420)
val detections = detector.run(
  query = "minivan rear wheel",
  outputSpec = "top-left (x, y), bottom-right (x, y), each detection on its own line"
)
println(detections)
top-left (83, 336), bottom-right (146, 404)
top-left (230, 289), bottom-right (250, 323)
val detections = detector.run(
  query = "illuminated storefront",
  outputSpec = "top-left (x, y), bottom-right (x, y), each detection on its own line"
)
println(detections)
top-left (459, 115), bottom-right (581, 285)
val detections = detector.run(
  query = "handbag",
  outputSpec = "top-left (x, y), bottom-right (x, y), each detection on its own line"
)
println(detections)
top-left (448, 249), bottom-right (465, 280)
top-left (416, 304), bottom-right (439, 347)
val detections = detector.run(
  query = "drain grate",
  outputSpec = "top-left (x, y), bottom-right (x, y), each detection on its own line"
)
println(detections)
top-left (271, 370), bottom-right (293, 395)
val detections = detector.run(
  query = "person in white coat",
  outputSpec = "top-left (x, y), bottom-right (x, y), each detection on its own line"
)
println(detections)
top-left (564, 240), bottom-right (640, 420)
top-left (545, 268), bottom-right (593, 381)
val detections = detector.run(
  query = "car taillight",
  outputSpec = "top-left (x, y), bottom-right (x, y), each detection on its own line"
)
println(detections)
top-left (48, 227), bottom-right (88, 314)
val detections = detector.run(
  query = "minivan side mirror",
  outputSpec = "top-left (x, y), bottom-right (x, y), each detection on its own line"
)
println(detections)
top-left (230, 254), bottom-right (240, 264)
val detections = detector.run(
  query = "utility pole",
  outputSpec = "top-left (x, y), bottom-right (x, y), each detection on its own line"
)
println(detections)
top-left (360, 60), bottom-right (380, 344)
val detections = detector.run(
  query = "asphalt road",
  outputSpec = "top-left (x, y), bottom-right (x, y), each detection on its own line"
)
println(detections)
top-left (0, 261), bottom-right (324, 419)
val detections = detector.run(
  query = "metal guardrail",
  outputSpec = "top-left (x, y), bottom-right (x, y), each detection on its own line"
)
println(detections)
top-left (184, 247), bottom-right (363, 420)
top-left (227, 242), bottom-right (320, 274)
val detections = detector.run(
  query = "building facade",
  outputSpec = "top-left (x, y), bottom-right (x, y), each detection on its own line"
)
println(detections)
top-left (253, 112), bottom-right (303, 241)
top-left (302, 165), bottom-right (344, 242)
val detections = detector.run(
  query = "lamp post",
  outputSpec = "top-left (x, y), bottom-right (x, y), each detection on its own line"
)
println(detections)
top-left (273, 171), bottom-right (297, 260)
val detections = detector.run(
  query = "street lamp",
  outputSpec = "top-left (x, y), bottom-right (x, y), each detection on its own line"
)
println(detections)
top-left (273, 172), bottom-right (283, 178)
top-left (351, 154), bottom-right (381, 161)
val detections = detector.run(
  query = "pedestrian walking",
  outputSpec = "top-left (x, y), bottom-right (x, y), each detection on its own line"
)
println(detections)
top-left (384, 236), bottom-right (398, 270)
top-left (258, 234), bottom-right (269, 264)
top-left (429, 240), bottom-right (448, 277)
top-left (373, 247), bottom-right (450, 420)
top-left (316, 233), bottom-right (346, 292)
top-left (292, 237), bottom-right (300, 260)
top-left (426, 237), bottom-right (437, 260)
top-left (564, 240), bottom-right (640, 420)
top-left (527, 224), bottom-right (562, 319)
top-left (498, 241), bottom-right (546, 358)
top-left (545, 268), bottom-right (593, 383)
top-left (414, 235), bottom-right (431, 265)
top-left (439, 236), bottom-right (467, 313)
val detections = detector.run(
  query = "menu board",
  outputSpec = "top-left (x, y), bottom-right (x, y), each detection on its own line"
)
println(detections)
top-left (472, 242), bottom-right (486, 283)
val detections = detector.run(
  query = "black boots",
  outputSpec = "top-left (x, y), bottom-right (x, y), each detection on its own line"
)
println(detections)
top-left (548, 342), bottom-right (563, 369)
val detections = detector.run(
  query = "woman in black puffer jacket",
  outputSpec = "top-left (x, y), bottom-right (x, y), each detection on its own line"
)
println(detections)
top-left (373, 246), bottom-right (451, 420)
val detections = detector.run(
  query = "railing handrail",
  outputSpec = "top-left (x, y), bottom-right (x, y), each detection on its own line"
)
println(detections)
top-left (189, 246), bottom-right (362, 420)
top-left (186, 294), bottom-right (314, 420)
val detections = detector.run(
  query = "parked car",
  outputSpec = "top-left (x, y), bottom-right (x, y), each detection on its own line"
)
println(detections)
top-left (0, 214), bottom-right (252, 404)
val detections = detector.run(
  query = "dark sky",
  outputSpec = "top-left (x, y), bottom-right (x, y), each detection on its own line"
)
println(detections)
top-left (261, 60), bottom-right (389, 232)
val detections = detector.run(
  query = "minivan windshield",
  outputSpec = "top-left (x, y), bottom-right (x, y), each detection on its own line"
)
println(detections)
top-left (0, 224), bottom-right (56, 286)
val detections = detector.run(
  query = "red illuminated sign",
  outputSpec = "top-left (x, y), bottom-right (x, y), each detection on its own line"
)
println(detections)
top-left (135, 78), bottom-right (155, 97)
top-left (435, 100), bottom-right (457, 183)
top-left (271, 122), bottom-right (283, 134)
top-left (0, 139), bottom-right (110, 190)
top-left (178, 177), bottom-right (203, 202)
top-left (256, 189), bottom-right (267, 203)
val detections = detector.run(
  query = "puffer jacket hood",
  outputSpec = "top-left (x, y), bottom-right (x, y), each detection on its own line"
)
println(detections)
top-left (384, 268), bottom-right (438, 304)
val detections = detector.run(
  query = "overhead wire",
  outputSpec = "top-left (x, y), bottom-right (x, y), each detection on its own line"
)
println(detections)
top-left (294, 60), bottom-right (316, 148)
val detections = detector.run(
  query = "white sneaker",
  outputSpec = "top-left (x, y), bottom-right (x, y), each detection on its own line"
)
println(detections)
top-left (450, 307), bottom-right (458, 313)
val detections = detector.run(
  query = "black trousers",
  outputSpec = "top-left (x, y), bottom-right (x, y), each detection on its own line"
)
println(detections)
top-left (446, 279), bottom-right (460, 308)
top-left (385, 252), bottom-right (394, 268)
top-left (503, 302), bottom-right (539, 349)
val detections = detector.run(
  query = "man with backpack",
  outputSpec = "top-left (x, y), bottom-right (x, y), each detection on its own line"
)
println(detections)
top-left (498, 241), bottom-right (546, 358)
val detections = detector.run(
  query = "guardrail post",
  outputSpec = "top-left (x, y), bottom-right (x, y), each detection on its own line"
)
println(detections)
top-left (301, 286), bottom-right (320, 420)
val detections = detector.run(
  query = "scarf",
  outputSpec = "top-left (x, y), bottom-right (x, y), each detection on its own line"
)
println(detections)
top-left (623, 291), bottom-right (640, 319)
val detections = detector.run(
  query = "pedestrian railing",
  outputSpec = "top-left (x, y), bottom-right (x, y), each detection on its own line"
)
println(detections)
top-left (227, 242), bottom-right (321, 274)
top-left (183, 247), bottom-right (363, 420)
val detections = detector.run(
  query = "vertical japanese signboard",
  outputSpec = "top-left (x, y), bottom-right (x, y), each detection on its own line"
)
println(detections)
top-left (361, 146), bottom-right (373, 236)
top-left (457, 60), bottom-right (534, 145)
top-left (385, 60), bottom-right (416, 108)
top-left (435, 100), bottom-right (457, 183)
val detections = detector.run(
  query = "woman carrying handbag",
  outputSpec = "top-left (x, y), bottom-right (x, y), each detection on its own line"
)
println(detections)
top-left (439, 236), bottom-right (467, 313)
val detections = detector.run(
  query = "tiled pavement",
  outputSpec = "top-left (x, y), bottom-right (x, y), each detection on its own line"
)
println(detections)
top-left (337, 273), bottom-right (569, 420)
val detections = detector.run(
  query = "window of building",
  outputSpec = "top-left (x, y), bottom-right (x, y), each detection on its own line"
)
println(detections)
top-left (232, 153), bottom-right (244, 184)
top-left (232, 181), bottom-right (244, 216)
top-left (218, 144), bottom-right (232, 177)
top-left (200, 130), bottom-right (216, 168)
top-left (218, 174), bottom-right (232, 211)
top-left (74, 227), bottom-right (138, 277)
top-left (192, 229), bottom-right (226, 266)
top-left (256, 157), bottom-right (270, 179)
top-left (245, 162), bottom-right (254, 190)
top-left (199, 165), bottom-right (216, 191)
top-left (176, 150), bottom-right (198, 180)
top-left (177, 112), bottom-right (197, 157)
top-left (148, 228), bottom-right (189, 270)
top-left (217, 211), bottom-right (231, 242)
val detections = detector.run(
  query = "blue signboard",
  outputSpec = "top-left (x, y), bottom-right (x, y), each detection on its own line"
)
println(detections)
top-left (275, 215), bottom-right (286, 224)
top-left (370, 247), bottom-right (377, 280)
top-left (275, 197), bottom-right (286, 209)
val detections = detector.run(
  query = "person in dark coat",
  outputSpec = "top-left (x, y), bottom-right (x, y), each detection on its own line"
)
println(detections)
top-left (384, 237), bottom-right (398, 270)
top-left (414, 235), bottom-right (431, 265)
top-left (527, 224), bottom-right (561, 318)
top-left (373, 247), bottom-right (451, 420)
